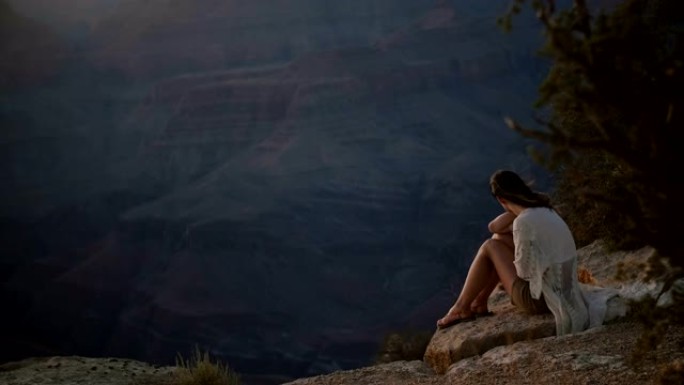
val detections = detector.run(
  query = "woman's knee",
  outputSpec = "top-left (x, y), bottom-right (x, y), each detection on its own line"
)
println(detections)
top-left (482, 238), bottom-right (515, 262)
top-left (482, 238), bottom-right (506, 253)
top-left (491, 233), bottom-right (514, 249)
top-left (491, 233), bottom-right (507, 241)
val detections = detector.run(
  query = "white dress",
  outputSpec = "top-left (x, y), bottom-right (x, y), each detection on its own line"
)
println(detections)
top-left (512, 207), bottom-right (590, 335)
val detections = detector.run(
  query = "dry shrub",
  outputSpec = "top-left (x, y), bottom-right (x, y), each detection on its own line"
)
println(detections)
top-left (375, 330), bottom-right (433, 364)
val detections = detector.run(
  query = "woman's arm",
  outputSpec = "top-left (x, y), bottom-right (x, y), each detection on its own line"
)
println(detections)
top-left (488, 212), bottom-right (515, 234)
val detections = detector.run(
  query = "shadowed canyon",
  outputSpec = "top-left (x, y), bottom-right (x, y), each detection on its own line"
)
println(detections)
top-left (1, 1), bottom-right (554, 383)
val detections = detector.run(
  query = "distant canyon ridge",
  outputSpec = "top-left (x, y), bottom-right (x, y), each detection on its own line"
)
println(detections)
top-left (1, 0), bottom-right (549, 382)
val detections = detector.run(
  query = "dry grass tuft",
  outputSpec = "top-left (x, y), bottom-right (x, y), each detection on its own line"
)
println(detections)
top-left (375, 330), bottom-right (433, 364)
top-left (173, 347), bottom-right (240, 385)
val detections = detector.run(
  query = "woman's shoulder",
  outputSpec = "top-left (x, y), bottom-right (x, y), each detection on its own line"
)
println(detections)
top-left (517, 206), bottom-right (548, 219)
top-left (524, 206), bottom-right (556, 216)
top-left (519, 207), bottom-right (573, 241)
top-left (515, 207), bottom-right (559, 226)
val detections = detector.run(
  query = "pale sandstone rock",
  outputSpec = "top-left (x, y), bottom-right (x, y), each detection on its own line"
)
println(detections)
top-left (445, 338), bottom-right (541, 380)
top-left (423, 290), bottom-right (555, 375)
top-left (424, 241), bottom-right (661, 375)
top-left (445, 326), bottom-right (625, 378)
top-left (577, 240), bottom-right (656, 284)
top-left (0, 356), bottom-right (176, 385)
top-left (283, 360), bottom-right (437, 385)
top-left (279, 321), bottom-right (684, 385)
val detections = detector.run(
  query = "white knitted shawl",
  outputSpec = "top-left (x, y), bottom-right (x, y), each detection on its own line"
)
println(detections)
top-left (513, 207), bottom-right (594, 335)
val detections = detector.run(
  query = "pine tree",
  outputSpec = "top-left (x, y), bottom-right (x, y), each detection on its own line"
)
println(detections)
top-left (501, 0), bottom-right (684, 352)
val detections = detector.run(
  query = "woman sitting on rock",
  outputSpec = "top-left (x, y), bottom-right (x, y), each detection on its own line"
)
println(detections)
top-left (437, 170), bottom-right (589, 335)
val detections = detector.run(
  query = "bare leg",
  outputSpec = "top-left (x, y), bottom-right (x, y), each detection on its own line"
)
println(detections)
top-left (470, 270), bottom-right (499, 314)
top-left (437, 237), bottom-right (517, 327)
top-left (493, 232), bottom-right (514, 250)
top-left (470, 233), bottom-right (514, 313)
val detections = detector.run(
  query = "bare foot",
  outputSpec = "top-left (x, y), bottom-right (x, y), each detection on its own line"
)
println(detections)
top-left (436, 308), bottom-right (475, 329)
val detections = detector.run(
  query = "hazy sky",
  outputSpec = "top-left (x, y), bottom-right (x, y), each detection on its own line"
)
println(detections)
top-left (6, 0), bottom-right (121, 26)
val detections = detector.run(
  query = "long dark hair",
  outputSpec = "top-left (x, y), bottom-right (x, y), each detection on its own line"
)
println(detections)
top-left (490, 170), bottom-right (552, 209)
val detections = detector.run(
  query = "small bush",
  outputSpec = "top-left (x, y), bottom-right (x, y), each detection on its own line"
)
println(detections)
top-left (375, 330), bottom-right (433, 364)
top-left (173, 347), bottom-right (240, 385)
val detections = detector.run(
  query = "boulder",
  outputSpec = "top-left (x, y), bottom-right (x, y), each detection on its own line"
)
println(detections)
top-left (424, 241), bottom-right (666, 376)
top-left (445, 326), bottom-right (625, 379)
top-left (282, 360), bottom-right (436, 385)
top-left (422, 291), bottom-right (555, 375)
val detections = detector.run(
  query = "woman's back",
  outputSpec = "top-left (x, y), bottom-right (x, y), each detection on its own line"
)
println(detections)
top-left (514, 207), bottom-right (577, 265)
top-left (513, 207), bottom-right (589, 334)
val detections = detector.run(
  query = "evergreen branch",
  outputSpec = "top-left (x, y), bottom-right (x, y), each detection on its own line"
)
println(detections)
top-left (573, 0), bottom-right (592, 36)
top-left (504, 117), bottom-right (607, 149)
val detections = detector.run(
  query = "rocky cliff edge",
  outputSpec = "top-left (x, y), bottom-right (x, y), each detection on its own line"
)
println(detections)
top-left (285, 241), bottom-right (684, 385)
top-left (1, 242), bottom-right (682, 385)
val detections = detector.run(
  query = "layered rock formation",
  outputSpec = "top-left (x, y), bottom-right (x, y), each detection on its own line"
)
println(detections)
top-left (423, 290), bottom-right (556, 375)
top-left (0, 0), bottom-right (65, 88)
top-left (86, 0), bottom-right (440, 75)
